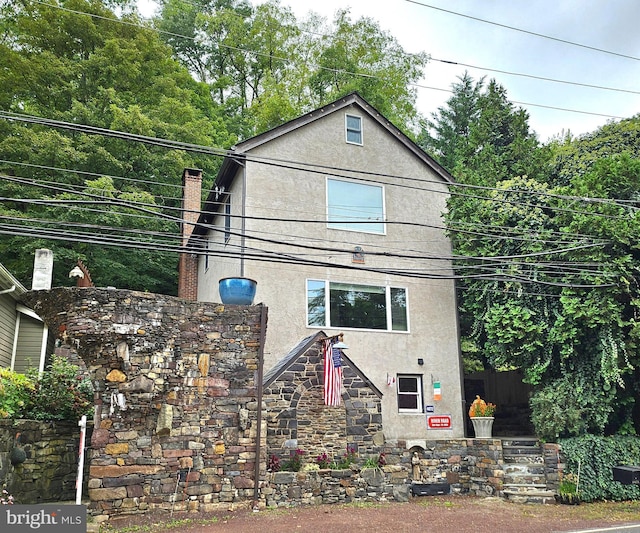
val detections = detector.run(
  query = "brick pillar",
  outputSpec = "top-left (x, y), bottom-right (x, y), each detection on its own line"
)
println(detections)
top-left (178, 168), bottom-right (202, 300)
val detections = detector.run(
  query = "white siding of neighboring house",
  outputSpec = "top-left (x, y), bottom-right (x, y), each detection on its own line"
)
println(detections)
top-left (0, 295), bottom-right (17, 368)
top-left (198, 101), bottom-right (464, 441)
top-left (14, 313), bottom-right (45, 373)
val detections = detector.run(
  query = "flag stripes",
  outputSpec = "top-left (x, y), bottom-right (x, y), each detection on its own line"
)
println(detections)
top-left (323, 339), bottom-right (343, 406)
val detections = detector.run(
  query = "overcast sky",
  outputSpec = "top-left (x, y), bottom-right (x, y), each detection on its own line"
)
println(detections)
top-left (141, 0), bottom-right (640, 142)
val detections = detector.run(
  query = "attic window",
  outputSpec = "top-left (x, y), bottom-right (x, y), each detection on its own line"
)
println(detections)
top-left (345, 114), bottom-right (362, 145)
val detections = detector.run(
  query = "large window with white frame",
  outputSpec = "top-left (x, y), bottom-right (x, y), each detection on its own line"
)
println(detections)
top-left (397, 374), bottom-right (423, 413)
top-left (307, 279), bottom-right (408, 331)
top-left (345, 114), bottom-right (362, 145)
top-left (327, 178), bottom-right (385, 234)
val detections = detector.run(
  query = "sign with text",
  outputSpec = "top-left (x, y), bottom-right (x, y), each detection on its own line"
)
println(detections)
top-left (427, 415), bottom-right (452, 430)
top-left (1, 505), bottom-right (86, 532)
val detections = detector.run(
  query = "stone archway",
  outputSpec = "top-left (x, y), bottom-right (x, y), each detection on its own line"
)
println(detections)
top-left (295, 385), bottom-right (347, 460)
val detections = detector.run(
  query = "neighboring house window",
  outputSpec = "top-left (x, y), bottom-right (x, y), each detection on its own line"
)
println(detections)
top-left (345, 114), bottom-right (362, 145)
top-left (307, 279), bottom-right (408, 331)
top-left (327, 178), bottom-right (385, 234)
top-left (224, 196), bottom-right (231, 244)
top-left (397, 374), bottom-right (423, 413)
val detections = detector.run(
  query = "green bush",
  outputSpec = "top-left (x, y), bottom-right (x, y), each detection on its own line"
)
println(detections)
top-left (0, 356), bottom-right (93, 421)
top-left (559, 435), bottom-right (640, 501)
top-left (0, 369), bottom-right (35, 418)
top-left (530, 375), bottom-right (614, 441)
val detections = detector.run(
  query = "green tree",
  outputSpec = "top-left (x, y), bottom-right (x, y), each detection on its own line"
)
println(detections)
top-left (0, 0), bottom-right (233, 292)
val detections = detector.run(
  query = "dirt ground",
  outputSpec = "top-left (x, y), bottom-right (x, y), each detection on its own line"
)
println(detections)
top-left (105, 495), bottom-right (640, 533)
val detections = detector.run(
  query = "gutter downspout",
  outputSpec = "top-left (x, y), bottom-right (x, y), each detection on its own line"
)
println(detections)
top-left (240, 162), bottom-right (247, 277)
top-left (0, 285), bottom-right (16, 295)
top-left (252, 304), bottom-right (268, 509)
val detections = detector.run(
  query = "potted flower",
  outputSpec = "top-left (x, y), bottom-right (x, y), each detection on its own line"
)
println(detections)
top-left (468, 395), bottom-right (496, 438)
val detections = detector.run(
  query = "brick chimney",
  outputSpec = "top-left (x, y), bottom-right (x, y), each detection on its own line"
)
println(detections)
top-left (178, 168), bottom-right (202, 300)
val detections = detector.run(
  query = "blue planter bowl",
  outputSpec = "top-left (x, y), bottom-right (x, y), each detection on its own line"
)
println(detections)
top-left (218, 277), bottom-right (257, 305)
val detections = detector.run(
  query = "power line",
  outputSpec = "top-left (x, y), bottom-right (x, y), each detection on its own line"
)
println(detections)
top-left (431, 57), bottom-right (640, 96)
top-left (404, 0), bottom-right (640, 62)
top-left (27, 0), bottom-right (633, 122)
top-left (2, 111), bottom-right (637, 221)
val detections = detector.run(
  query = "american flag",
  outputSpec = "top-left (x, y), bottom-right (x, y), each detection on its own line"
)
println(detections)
top-left (323, 339), bottom-right (343, 406)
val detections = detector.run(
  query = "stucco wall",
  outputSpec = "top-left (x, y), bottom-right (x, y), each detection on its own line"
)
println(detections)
top-left (198, 102), bottom-right (464, 441)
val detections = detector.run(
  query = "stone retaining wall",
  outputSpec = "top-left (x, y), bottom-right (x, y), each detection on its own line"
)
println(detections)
top-left (261, 438), bottom-right (512, 508)
top-left (0, 419), bottom-right (91, 503)
top-left (22, 288), bottom-right (267, 524)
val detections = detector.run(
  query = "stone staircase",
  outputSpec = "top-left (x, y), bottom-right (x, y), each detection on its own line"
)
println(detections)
top-left (501, 438), bottom-right (556, 504)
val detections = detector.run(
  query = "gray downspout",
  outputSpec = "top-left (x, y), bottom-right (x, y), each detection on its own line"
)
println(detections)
top-left (252, 304), bottom-right (268, 509)
top-left (240, 162), bottom-right (247, 277)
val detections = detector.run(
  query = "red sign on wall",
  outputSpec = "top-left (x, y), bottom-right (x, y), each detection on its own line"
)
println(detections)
top-left (427, 415), bottom-right (452, 430)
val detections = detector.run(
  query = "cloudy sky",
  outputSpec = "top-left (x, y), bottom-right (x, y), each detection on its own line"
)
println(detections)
top-left (142, 0), bottom-right (640, 141)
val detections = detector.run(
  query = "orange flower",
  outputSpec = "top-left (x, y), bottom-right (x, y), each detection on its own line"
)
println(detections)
top-left (468, 395), bottom-right (496, 418)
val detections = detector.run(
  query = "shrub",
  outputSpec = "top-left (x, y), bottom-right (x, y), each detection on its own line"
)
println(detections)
top-left (0, 356), bottom-right (93, 421)
top-left (281, 449), bottom-right (305, 471)
top-left (24, 356), bottom-right (93, 421)
top-left (333, 444), bottom-right (358, 469)
top-left (316, 452), bottom-right (331, 469)
top-left (0, 369), bottom-right (34, 418)
top-left (268, 454), bottom-right (281, 472)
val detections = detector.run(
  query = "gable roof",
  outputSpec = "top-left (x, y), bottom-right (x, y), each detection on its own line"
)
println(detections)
top-left (193, 92), bottom-right (454, 238)
top-left (263, 330), bottom-right (383, 398)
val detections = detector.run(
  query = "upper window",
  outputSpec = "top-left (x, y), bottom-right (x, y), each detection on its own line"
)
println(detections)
top-left (307, 279), bottom-right (408, 331)
top-left (345, 114), bottom-right (362, 145)
top-left (327, 178), bottom-right (385, 234)
top-left (397, 375), bottom-right (423, 413)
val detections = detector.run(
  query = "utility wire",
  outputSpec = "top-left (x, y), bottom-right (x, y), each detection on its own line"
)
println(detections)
top-left (26, 0), bottom-right (632, 121)
top-left (2, 112), bottom-right (637, 220)
top-left (404, 0), bottom-right (640, 62)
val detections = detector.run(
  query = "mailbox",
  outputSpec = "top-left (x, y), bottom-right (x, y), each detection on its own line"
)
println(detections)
top-left (613, 465), bottom-right (640, 485)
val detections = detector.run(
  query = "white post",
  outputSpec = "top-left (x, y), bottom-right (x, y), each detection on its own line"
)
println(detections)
top-left (76, 415), bottom-right (87, 505)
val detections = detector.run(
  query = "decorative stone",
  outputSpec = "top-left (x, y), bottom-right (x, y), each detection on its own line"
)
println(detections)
top-left (156, 404), bottom-right (173, 436)
top-left (106, 369), bottom-right (127, 383)
top-left (105, 443), bottom-right (129, 455)
top-left (198, 354), bottom-right (210, 377)
top-left (120, 375), bottom-right (154, 393)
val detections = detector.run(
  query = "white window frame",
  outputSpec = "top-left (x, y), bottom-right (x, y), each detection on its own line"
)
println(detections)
top-left (326, 177), bottom-right (385, 234)
top-left (306, 279), bottom-right (408, 332)
top-left (397, 374), bottom-right (423, 414)
top-left (345, 114), bottom-right (363, 145)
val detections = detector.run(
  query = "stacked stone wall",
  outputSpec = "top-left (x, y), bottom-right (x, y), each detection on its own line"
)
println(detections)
top-left (0, 419), bottom-right (91, 503)
top-left (263, 341), bottom-right (383, 462)
top-left (22, 288), bottom-right (267, 524)
top-left (262, 439), bottom-right (507, 508)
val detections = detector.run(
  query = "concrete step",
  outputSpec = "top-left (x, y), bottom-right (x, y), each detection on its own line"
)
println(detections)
top-left (503, 488), bottom-right (556, 504)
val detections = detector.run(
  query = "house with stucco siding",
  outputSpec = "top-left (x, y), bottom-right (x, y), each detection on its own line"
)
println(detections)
top-left (179, 93), bottom-right (465, 444)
